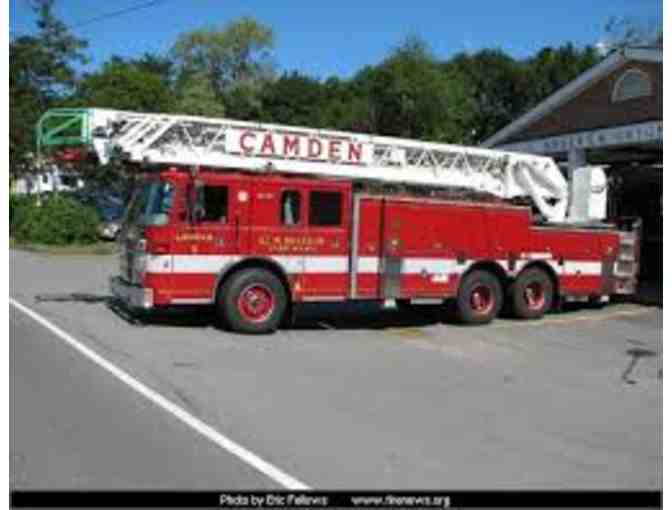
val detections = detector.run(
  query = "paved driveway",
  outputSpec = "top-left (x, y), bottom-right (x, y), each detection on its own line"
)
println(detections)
top-left (10, 250), bottom-right (662, 489)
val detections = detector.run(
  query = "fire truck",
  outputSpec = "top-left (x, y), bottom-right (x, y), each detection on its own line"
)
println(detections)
top-left (36, 108), bottom-right (640, 333)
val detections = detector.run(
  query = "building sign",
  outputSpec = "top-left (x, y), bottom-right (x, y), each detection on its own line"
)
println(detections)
top-left (225, 128), bottom-right (373, 165)
top-left (498, 120), bottom-right (662, 155)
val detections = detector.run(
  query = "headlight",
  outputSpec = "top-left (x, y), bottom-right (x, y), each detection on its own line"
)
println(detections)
top-left (99, 222), bottom-right (121, 239)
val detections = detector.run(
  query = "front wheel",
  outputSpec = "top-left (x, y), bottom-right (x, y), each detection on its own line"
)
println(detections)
top-left (455, 270), bottom-right (503, 325)
top-left (217, 268), bottom-right (288, 334)
top-left (510, 268), bottom-right (554, 319)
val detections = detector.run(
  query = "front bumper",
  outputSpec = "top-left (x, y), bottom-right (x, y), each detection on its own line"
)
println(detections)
top-left (109, 276), bottom-right (154, 309)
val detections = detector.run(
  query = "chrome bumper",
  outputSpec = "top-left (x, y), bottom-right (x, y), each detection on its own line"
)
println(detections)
top-left (109, 276), bottom-right (154, 309)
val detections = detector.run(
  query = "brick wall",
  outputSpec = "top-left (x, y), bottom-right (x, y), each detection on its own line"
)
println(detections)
top-left (505, 61), bottom-right (662, 144)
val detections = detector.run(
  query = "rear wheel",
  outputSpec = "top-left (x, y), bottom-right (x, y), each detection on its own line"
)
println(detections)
top-left (510, 268), bottom-right (554, 319)
top-left (217, 268), bottom-right (287, 334)
top-left (455, 270), bottom-right (503, 325)
top-left (396, 299), bottom-right (415, 312)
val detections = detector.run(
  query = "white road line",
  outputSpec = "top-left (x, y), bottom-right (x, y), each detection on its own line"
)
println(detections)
top-left (9, 297), bottom-right (310, 490)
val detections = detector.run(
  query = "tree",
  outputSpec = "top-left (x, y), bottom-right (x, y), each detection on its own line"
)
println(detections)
top-left (12, 0), bottom-right (88, 101)
top-left (10, 0), bottom-right (88, 173)
top-left (523, 44), bottom-right (600, 107)
top-left (600, 16), bottom-right (663, 53)
top-left (175, 72), bottom-right (227, 117)
top-left (445, 49), bottom-right (527, 144)
top-left (172, 17), bottom-right (275, 119)
top-left (67, 56), bottom-right (175, 112)
top-left (316, 77), bottom-right (372, 133)
top-left (260, 71), bottom-right (325, 126)
top-left (131, 53), bottom-right (176, 86)
top-left (355, 36), bottom-right (474, 143)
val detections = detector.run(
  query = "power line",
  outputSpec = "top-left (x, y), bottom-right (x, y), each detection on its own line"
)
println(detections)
top-left (70, 0), bottom-right (166, 29)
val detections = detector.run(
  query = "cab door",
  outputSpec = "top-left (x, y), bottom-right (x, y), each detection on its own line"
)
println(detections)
top-left (171, 177), bottom-right (251, 301)
top-left (248, 180), bottom-right (307, 279)
top-left (182, 178), bottom-right (251, 255)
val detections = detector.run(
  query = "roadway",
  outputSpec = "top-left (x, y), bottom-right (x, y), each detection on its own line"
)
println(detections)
top-left (10, 249), bottom-right (662, 490)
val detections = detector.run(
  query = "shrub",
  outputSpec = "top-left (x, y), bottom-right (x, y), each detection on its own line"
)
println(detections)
top-left (13, 194), bottom-right (101, 245)
top-left (9, 194), bottom-right (38, 234)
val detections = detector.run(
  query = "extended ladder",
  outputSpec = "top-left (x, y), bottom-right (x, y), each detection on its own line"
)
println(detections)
top-left (36, 108), bottom-right (570, 222)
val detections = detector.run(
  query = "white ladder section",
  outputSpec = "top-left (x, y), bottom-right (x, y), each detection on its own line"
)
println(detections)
top-left (80, 108), bottom-right (570, 221)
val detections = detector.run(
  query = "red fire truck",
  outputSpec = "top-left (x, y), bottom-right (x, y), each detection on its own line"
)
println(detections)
top-left (37, 108), bottom-right (640, 333)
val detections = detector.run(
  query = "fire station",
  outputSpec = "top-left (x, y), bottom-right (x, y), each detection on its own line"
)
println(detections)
top-left (483, 46), bottom-right (662, 286)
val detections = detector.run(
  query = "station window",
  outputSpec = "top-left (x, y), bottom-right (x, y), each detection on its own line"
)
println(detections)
top-left (199, 185), bottom-right (229, 223)
top-left (281, 190), bottom-right (301, 226)
top-left (612, 69), bottom-right (652, 102)
top-left (309, 191), bottom-right (342, 226)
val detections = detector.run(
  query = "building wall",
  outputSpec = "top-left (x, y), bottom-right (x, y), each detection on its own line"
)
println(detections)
top-left (506, 61), bottom-right (662, 143)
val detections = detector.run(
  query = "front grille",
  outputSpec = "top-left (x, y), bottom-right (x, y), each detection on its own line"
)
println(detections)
top-left (615, 260), bottom-right (635, 276)
top-left (127, 252), bottom-right (134, 282)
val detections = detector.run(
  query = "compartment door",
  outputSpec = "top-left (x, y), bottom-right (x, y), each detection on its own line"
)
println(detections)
top-left (381, 199), bottom-right (403, 299)
top-left (351, 196), bottom-right (383, 298)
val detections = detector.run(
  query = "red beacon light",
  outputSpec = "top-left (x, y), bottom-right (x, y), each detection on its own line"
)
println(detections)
top-left (53, 147), bottom-right (87, 162)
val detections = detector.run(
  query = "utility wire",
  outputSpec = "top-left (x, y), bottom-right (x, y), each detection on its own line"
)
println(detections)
top-left (70, 0), bottom-right (166, 29)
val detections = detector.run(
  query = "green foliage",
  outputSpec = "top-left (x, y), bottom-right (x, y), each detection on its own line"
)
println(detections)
top-left (446, 49), bottom-right (527, 144)
top-left (11, 0), bottom-right (88, 98)
top-left (260, 72), bottom-right (325, 126)
top-left (524, 44), bottom-right (600, 108)
top-left (67, 57), bottom-right (176, 112)
top-left (10, 0), bottom-right (88, 173)
top-left (354, 37), bottom-right (475, 142)
top-left (175, 72), bottom-right (227, 117)
top-left (172, 17), bottom-right (275, 119)
top-left (13, 194), bottom-right (101, 245)
top-left (10, 194), bottom-right (38, 234)
top-left (130, 53), bottom-right (176, 86)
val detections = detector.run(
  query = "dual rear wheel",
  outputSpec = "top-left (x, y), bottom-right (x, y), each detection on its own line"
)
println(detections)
top-left (509, 267), bottom-right (554, 319)
top-left (455, 267), bottom-right (554, 324)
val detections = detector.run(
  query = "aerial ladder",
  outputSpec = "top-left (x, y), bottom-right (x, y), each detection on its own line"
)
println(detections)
top-left (35, 107), bottom-right (605, 224)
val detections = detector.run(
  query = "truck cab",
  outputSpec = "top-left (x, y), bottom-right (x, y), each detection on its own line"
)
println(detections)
top-left (112, 168), bottom-right (352, 332)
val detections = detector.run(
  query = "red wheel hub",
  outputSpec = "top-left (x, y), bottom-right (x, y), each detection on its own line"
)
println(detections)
top-left (470, 285), bottom-right (494, 314)
top-left (524, 281), bottom-right (545, 311)
top-left (237, 284), bottom-right (275, 323)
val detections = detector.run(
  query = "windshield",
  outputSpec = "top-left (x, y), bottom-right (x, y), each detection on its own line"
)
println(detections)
top-left (125, 180), bottom-right (175, 227)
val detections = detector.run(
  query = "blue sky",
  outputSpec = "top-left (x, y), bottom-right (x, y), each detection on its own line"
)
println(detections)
top-left (10, 0), bottom-right (662, 79)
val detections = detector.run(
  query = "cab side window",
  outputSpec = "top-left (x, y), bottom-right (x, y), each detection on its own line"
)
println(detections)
top-left (309, 191), bottom-right (342, 227)
top-left (199, 185), bottom-right (229, 223)
top-left (281, 190), bottom-right (301, 226)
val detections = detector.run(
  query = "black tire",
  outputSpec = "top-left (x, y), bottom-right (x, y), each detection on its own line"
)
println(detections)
top-left (217, 268), bottom-right (287, 334)
top-left (396, 299), bottom-right (415, 312)
top-left (456, 270), bottom-right (503, 325)
top-left (587, 295), bottom-right (607, 309)
top-left (510, 268), bottom-right (554, 319)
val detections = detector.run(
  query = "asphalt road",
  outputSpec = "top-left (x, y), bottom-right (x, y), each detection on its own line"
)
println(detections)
top-left (10, 305), bottom-right (278, 489)
top-left (10, 249), bottom-right (662, 490)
